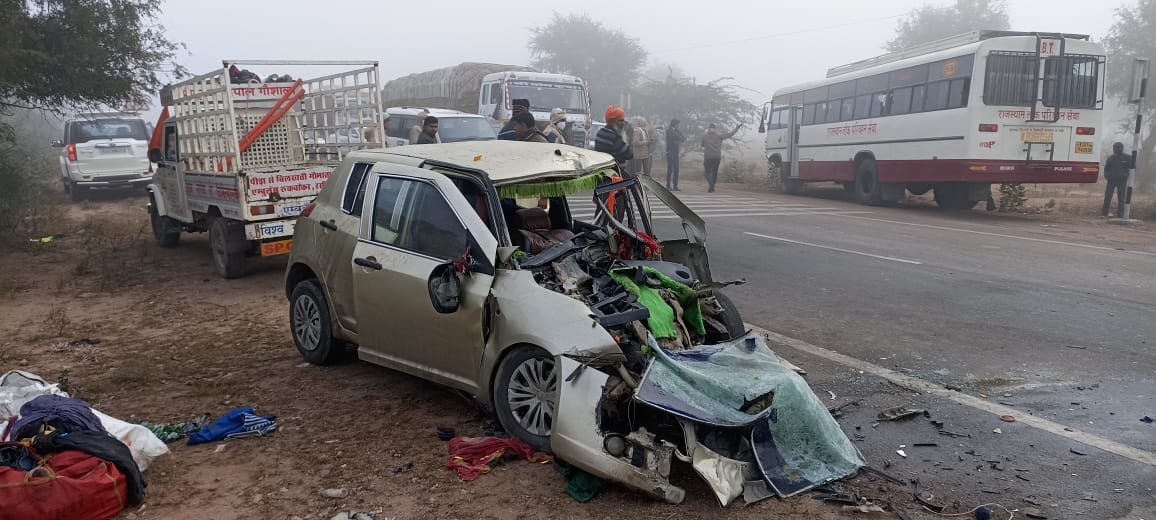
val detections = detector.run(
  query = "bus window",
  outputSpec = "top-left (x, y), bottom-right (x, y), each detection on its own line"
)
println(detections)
top-left (890, 64), bottom-right (928, 89)
top-left (829, 81), bottom-right (855, 100)
top-left (925, 81), bottom-right (950, 111)
top-left (912, 85), bottom-right (926, 112)
top-left (1043, 55), bottom-right (1100, 108)
top-left (948, 78), bottom-right (970, 109)
top-left (841, 98), bottom-right (855, 121)
top-left (825, 101), bottom-right (842, 124)
top-left (890, 87), bottom-right (913, 115)
top-left (870, 93), bottom-right (887, 117)
top-left (856, 74), bottom-right (889, 95)
top-left (983, 53), bottom-right (1037, 106)
top-left (854, 94), bottom-right (871, 119)
top-left (802, 104), bottom-right (816, 125)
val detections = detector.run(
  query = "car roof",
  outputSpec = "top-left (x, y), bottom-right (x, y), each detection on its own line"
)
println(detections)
top-left (348, 141), bottom-right (616, 185)
top-left (385, 107), bottom-right (482, 118)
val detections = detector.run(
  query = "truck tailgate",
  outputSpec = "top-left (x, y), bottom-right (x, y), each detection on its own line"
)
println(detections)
top-left (245, 166), bottom-right (336, 202)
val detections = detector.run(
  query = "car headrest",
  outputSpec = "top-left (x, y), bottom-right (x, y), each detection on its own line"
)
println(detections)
top-left (516, 208), bottom-right (551, 231)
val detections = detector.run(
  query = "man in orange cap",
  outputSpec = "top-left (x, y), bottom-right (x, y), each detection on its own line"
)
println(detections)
top-left (594, 105), bottom-right (633, 168)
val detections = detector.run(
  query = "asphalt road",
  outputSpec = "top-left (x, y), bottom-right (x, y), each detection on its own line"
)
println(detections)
top-left (577, 182), bottom-right (1156, 518)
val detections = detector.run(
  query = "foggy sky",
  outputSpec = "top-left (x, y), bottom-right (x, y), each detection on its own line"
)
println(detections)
top-left (159, 0), bottom-right (1125, 105)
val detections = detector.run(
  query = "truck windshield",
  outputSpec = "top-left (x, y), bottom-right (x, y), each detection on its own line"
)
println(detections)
top-left (69, 119), bottom-right (150, 144)
top-left (437, 117), bottom-right (497, 142)
top-left (508, 81), bottom-right (587, 112)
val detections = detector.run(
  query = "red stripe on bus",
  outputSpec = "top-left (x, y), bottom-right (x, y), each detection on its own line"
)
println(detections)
top-left (795, 159), bottom-right (1099, 184)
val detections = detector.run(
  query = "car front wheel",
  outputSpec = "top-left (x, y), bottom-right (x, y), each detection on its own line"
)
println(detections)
top-left (290, 279), bottom-right (342, 365)
top-left (494, 346), bottom-right (557, 452)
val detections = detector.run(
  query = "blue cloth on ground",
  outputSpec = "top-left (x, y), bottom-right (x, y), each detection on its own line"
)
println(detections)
top-left (187, 407), bottom-right (277, 445)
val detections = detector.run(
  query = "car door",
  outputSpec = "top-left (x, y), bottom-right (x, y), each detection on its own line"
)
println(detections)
top-left (153, 123), bottom-right (193, 222)
top-left (351, 163), bottom-right (498, 394)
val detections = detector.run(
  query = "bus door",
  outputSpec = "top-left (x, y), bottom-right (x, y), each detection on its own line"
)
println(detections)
top-left (785, 105), bottom-right (803, 180)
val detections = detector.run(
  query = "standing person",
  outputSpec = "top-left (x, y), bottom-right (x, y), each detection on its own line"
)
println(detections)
top-left (498, 99), bottom-right (531, 140)
top-left (701, 123), bottom-right (741, 192)
top-left (1102, 141), bottom-right (1132, 218)
top-left (665, 118), bottom-right (685, 190)
top-left (630, 117), bottom-right (652, 177)
top-left (595, 105), bottom-right (633, 169)
top-left (408, 110), bottom-right (430, 144)
top-left (544, 108), bottom-right (567, 144)
top-left (513, 112), bottom-right (549, 143)
top-left (414, 116), bottom-right (439, 145)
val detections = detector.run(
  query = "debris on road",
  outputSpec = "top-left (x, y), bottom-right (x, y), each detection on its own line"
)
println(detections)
top-left (558, 462), bottom-right (605, 503)
top-left (992, 428), bottom-right (1002, 434)
top-left (445, 436), bottom-right (550, 481)
top-left (841, 503), bottom-right (886, 513)
top-left (187, 407), bottom-right (278, 445)
top-left (320, 488), bottom-right (348, 499)
top-left (1141, 416), bottom-right (1154, 424)
top-left (330, 512), bottom-right (376, 520)
top-left (897, 449), bottom-right (907, 458)
top-left (859, 466), bottom-right (906, 486)
top-left (914, 489), bottom-right (945, 512)
top-left (827, 390), bottom-right (837, 400)
top-left (392, 461), bottom-right (415, 475)
top-left (435, 427), bottom-right (456, 441)
top-left (1023, 507), bottom-right (1049, 519)
top-left (877, 406), bottom-right (926, 421)
top-left (1070, 448), bottom-right (1087, 456)
top-left (999, 415), bottom-right (1016, 423)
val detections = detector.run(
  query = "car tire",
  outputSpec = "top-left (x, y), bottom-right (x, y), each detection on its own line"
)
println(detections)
top-left (290, 279), bottom-right (343, 365)
top-left (493, 346), bottom-right (557, 453)
top-left (713, 291), bottom-right (747, 338)
top-left (209, 218), bottom-right (247, 279)
top-left (149, 198), bottom-right (180, 248)
top-left (854, 158), bottom-right (883, 206)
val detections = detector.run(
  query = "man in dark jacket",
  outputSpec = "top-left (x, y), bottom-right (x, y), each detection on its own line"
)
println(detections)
top-left (1102, 142), bottom-right (1132, 218)
top-left (665, 118), bottom-right (685, 190)
top-left (498, 99), bottom-right (531, 140)
top-left (595, 105), bottom-right (632, 169)
top-left (701, 123), bottom-right (741, 192)
top-left (513, 111), bottom-right (549, 143)
top-left (415, 116), bottom-right (439, 145)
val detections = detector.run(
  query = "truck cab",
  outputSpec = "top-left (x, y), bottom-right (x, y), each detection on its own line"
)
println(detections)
top-left (479, 71), bottom-right (592, 146)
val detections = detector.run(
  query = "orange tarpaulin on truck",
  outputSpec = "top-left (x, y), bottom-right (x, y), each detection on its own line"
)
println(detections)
top-left (148, 107), bottom-right (169, 152)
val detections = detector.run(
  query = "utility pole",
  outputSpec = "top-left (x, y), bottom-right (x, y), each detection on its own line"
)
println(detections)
top-left (1123, 58), bottom-right (1149, 220)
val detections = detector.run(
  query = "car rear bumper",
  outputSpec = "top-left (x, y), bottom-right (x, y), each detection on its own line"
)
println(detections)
top-left (73, 174), bottom-right (152, 187)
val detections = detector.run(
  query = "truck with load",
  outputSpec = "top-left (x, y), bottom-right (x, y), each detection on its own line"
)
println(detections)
top-left (147, 60), bottom-right (385, 278)
top-left (381, 62), bottom-right (592, 147)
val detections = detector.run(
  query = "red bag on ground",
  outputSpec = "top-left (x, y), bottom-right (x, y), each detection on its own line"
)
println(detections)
top-left (0, 449), bottom-right (127, 520)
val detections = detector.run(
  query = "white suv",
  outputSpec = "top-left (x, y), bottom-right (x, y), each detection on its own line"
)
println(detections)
top-left (385, 107), bottom-right (495, 145)
top-left (54, 114), bottom-right (153, 201)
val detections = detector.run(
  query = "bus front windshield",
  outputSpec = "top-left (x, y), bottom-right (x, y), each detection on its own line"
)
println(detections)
top-left (507, 80), bottom-right (587, 113)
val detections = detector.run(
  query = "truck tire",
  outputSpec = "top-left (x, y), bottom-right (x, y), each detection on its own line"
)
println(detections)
top-left (493, 345), bottom-right (557, 453)
top-left (209, 218), bottom-right (247, 279)
top-left (149, 197), bottom-right (181, 248)
top-left (854, 158), bottom-right (883, 206)
top-left (934, 184), bottom-right (979, 210)
top-left (289, 279), bottom-right (343, 365)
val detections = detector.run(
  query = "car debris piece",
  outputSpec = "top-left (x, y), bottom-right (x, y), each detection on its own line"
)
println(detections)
top-left (897, 449), bottom-right (907, 458)
top-left (842, 504), bottom-right (886, 513)
top-left (320, 488), bottom-right (347, 499)
top-left (1000, 415), bottom-right (1016, 423)
top-left (878, 406), bottom-right (926, 421)
top-left (330, 512), bottom-right (376, 520)
top-left (436, 427), bottom-right (455, 441)
top-left (812, 484), bottom-right (862, 506)
top-left (914, 489), bottom-right (945, 512)
top-left (1070, 448), bottom-right (1087, 456)
top-left (1022, 507), bottom-right (1048, 519)
top-left (1141, 416), bottom-right (1153, 424)
top-left (859, 466), bottom-right (906, 486)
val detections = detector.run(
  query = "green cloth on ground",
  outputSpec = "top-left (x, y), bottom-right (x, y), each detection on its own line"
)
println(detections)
top-left (610, 266), bottom-right (705, 339)
top-left (559, 463), bottom-right (605, 503)
top-left (140, 414), bottom-right (210, 444)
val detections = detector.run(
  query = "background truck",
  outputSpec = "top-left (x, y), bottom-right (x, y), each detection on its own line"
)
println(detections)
top-left (381, 62), bottom-right (592, 147)
top-left (148, 60), bottom-right (384, 278)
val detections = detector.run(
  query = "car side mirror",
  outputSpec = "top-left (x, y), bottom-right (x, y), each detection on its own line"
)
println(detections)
top-left (51, 140), bottom-right (64, 148)
top-left (148, 148), bottom-right (164, 163)
top-left (427, 262), bottom-right (461, 314)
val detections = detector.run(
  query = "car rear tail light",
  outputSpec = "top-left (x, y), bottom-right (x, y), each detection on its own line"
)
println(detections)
top-left (978, 124), bottom-right (999, 133)
top-left (66, 144), bottom-right (77, 162)
top-left (252, 204), bottom-right (276, 216)
top-left (1076, 127), bottom-right (1095, 135)
top-left (300, 202), bottom-right (316, 218)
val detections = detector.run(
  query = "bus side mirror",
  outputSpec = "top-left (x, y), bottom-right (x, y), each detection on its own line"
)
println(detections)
top-left (758, 121), bottom-right (766, 134)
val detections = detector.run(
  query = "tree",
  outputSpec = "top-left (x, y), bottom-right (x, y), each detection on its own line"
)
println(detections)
top-left (631, 72), bottom-right (755, 155)
top-left (528, 13), bottom-right (647, 113)
top-left (1103, 0), bottom-right (1156, 191)
top-left (0, 0), bottom-right (183, 118)
top-left (886, 0), bottom-right (1010, 51)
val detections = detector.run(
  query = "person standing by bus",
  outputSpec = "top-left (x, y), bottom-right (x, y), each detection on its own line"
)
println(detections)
top-left (701, 123), bottom-right (741, 192)
top-left (629, 117), bottom-right (653, 177)
top-left (1102, 141), bottom-right (1132, 218)
top-left (595, 105), bottom-right (633, 169)
top-left (665, 118), bottom-right (685, 191)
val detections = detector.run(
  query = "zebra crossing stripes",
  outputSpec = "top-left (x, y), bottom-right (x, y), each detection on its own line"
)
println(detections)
top-left (565, 193), bottom-right (869, 221)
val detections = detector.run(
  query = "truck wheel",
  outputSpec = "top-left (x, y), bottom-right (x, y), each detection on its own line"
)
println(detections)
top-left (290, 279), bottom-right (343, 365)
top-left (854, 158), bottom-right (883, 206)
top-left (493, 346), bottom-right (557, 452)
top-left (149, 198), bottom-right (181, 248)
top-left (209, 218), bottom-right (247, 279)
top-left (934, 184), bottom-right (979, 210)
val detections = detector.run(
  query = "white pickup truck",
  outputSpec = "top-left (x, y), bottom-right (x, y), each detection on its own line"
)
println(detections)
top-left (148, 60), bottom-right (384, 278)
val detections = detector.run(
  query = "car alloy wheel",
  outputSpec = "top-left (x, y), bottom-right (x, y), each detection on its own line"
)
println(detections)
top-left (292, 294), bottom-right (322, 352)
top-left (506, 356), bottom-right (558, 437)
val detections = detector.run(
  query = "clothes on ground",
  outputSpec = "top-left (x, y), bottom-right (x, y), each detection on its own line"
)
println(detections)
top-left (0, 442), bottom-right (38, 471)
top-left (140, 414), bottom-right (209, 444)
top-left (445, 436), bottom-right (550, 481)
top-left (594, 125), bottom-right (633, 167)
top-left (557, 462), bottom-right (606, 503)
top-left (187, 407), bottom-right (278, 445)
top-left (11, 394), bottom-right (106, 440)
top-left (33, 429), bottom-right (147, 506)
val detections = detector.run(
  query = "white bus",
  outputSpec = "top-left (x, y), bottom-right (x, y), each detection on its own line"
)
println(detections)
top-left (759, 31), bottom-right (1106, 209)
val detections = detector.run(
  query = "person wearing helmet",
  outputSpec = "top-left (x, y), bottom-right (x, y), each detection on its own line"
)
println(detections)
top-left (595, 105), bottom-right (633, 168)
top-left (544, 108), bottom-right (567, 144)
top-left (1103, 141), bottom-right (1132, 218)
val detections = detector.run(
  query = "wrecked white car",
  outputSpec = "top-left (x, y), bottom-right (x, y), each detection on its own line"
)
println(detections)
top-left (285, 141), bottom-right (863, 504)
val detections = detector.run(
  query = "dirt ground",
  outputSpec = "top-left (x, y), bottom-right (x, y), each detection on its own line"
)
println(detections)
top-left (0, 192), bottom-right (914, 520)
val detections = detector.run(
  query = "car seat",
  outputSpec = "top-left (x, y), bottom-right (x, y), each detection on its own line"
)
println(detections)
top-left (515, 207), bottom-right (574, 254)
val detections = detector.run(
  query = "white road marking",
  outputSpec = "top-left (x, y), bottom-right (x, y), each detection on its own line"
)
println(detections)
top-left (828, 214), bottom-right (1156, 257)
top-left (745, 231), bottom-right (923, 265)
top-left (749, 325), bottom-right (1156, 468)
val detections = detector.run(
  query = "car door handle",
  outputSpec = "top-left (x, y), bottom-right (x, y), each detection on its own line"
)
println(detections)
top-left (319, 219), bottom-right (337, 231)
top-left (354, 257), bottom-right (382, 270)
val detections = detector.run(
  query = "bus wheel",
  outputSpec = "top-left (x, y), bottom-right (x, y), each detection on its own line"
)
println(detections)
top-left (934, 184), bottom-right (979, 210)
top-left (853, 158), bottom-right (883, 205)
top-left (773, 157), bottom-right (802, 194)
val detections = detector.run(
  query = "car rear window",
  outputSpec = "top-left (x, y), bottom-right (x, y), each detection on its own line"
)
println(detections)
top-left (69, 119), bottom-right (150, 144)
